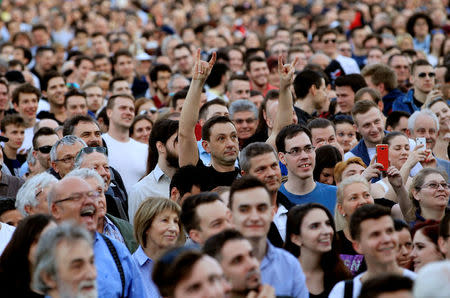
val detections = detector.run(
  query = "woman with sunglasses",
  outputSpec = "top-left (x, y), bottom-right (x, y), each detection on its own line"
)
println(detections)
top-left (284, 203), bottom-right (351, 297)
top-left (409, 168), bottom-right (449, 226)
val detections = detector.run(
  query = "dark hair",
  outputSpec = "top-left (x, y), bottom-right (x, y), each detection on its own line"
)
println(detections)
top-left (411, 59), bottom-right (431, 75)
top-left (229, 176), bottom-right (270, 209)
top-left (199, 98), bottom-right (228, 120)
top-left (351, 100), bottom-right (378, 122)
top-left (170, 165), bottom-right (203, 202)
top-left (394, 219), bottom-right (410, 232)
top-left (0, 214), bottom-right (55, 297)
top-left (203, 229), bottom-right (245, 260)
top-left (62, 115), bottom-right (99, 136)
top-left (313, 145), bottom-right (342, 184)
top-left (359, 274), bottom-right (413, 298)
top-left (382, 131), bottom-right (408, 146)
top-left (239, 142), bottom-right (277, 173)
top-left (307, 118), bottom-right (334, 131)
top-left (35, 46), bottom-right (54, 57)
top-left (385, 111), bottom-right (410, 130)
top-left (130, 114), bottom-right (153, 136)
top-left (350, 204), bottom-right (391, 241)
top-left (32, 127), bottom-right (57, 150)
top-left (180, 192), bottom-right (221, 233)
top-left (293, 70), bottom-right (323, 99)
top-left (334, 115), bottom-right (355, 127)
top-left (0, 198), bottom-right (16, 218)
top-left (171, 90), bottom-right (188, 109)
top-left (411, 220), bottom-right (441, 246)
top-left (64, 88), bottom-right (86, 108)
top-left (106, 93), bottom-right (134, 110)
top-left (1, 114), bottom-right (26, 132)
top-left (318, 28), bottom-right (338, 41)
top-left (153, 248), bottom-right (204, 297)
top-left (335, 74), bottom-right (367, 94)
top-left (206, 63), bottom-right (229, 88)
top-left (284, 203), bottom-right (352, 291)
top-left (41, 71), bottom-right (64, 92)
top-left (112, 49), bottom-right (132, 66)
top-left (440, 212), bottom-right (450, 240)
top-left (108, 76), bottom-right (128, 92)
top-left (149, 64), bottom-right (172, 82)
top-left (147, 119), bottom-right (179, 173)
top-left (275, 124), bottom-right (312, 153)
top-left (201, 115), bottom-right (235, 142)
top-left (406, 13), bottom-right (432, 38)
top-left (173, 43), bottom-right (192, 54)
top-left (246, 55), bottom-right (266, 72)
top-left (74, 55), bottom-right (94, 68)
top-left (12, 83), bottom-right (40, 105)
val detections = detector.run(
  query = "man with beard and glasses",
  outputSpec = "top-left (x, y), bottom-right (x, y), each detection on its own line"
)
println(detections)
top-left (128, 119), bottom-right (179, 222)
top-left (32, 223), bottom-right (98, 298)
top-left (204, 229), bottom-right (276, 298)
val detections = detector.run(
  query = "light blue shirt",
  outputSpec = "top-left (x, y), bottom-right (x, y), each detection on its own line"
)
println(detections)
top-left (260, 241), bottom-right (308, 298)
top-left (94, 233), bottom-right (148, 298)
top-left (132, 246), bottom-right (161, 298)
top-left (197, 140), bottom-right (240, 167)
top-left (103, 215), bottom-right (125, 244)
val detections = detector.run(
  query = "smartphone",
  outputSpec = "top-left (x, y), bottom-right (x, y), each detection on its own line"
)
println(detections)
top-left (376, 144), bottom-right (389, 171)
top-left (416, 137), bottom-right (426, 148)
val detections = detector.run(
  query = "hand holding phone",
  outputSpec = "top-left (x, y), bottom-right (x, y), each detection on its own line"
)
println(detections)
top-left (376, 144), bottom-right (389, 171)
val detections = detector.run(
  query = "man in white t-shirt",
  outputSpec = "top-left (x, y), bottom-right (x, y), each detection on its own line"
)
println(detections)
top-left (329, 204), bottom-right (415, 298)
top-left (0, 222), bottom-right (15, 255)
top-left (102, 93), bottom-right (148, 192)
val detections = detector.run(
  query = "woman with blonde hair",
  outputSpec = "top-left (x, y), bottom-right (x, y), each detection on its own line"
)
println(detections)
top-left (132, 197), bottom-right (185, 297)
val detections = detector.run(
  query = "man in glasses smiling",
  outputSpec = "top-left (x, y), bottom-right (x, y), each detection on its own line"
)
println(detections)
top-left (50, 135), bottom-right (86, 179)
top-left (393, 59), bottom-right (440, 114)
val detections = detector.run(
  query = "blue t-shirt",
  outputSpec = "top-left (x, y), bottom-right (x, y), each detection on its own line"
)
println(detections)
top-left (279, 182), bottom-right (337, 214)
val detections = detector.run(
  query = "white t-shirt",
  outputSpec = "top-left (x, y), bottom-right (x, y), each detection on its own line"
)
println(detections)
top-left (0, 222), bottom-right (15, 256)
top-left (102, 133), bottom-right (148, 194)
top-left (328, 268), bottom-right (416, 298)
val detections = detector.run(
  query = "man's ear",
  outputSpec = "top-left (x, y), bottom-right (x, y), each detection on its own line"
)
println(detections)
top-left (51, 162), bottom-right (59, 173)
top-left (352, 239), bottom-right (363, 254)
top-left (189, 229), bottom-right (202, 244)
top-left (202, 140), bottom-right (211, 153)
top-left (310, 84), bottom-right (317, 97)
top-left (13, 103), bottom-right (19, 113)
top-left (106, 108), bottom-right (112, 120)
top-left (24, 205), bottom-right (32, 215)
top-left (406, 129), bottom-right (412, 138)
top-left (41, 271), bottom-right (57, 291)
top-left (278, 152), bottom-right (287, 165)
top-left (169, 186), bottom-right (179, 202)
top-left (155, 140), bottom-right (165, 155)
top-left (50, 203), bottom-right (61, 221)
top-left (353, 123), bottom-right (359, 134)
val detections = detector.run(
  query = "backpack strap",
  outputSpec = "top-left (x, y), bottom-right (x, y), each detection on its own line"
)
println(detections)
top-left (101, 234), bottom-right (125, 298)
top-left (344, 279), bottom-right (354, 298)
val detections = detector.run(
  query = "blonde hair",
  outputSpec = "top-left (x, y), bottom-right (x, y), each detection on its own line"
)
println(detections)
top-left (133, 197), bottom-right (183, 248)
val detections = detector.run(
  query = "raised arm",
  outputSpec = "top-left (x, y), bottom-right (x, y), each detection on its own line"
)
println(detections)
top-left (179, 49), bottom-right (216, 166)
top-left (266, 56), bottom-right (299, 148)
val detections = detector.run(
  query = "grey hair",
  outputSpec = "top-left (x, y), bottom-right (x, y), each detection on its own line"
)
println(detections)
top-left (413, 261), bottom-right (450, 298)
top-left (308, 53), bottom-right (331, 65)
top-left (15, 172), bottom-right (58, 216)
top-left (74, 149), bottom-right (108, 169)
top-left (66, 168), bottom-right (106, 190)
top-left (49, 135), bottom-right (86, 162)
top-left (229, 99), bottom-right (258, 119)
top-left (32, 222), bottom-right (93, 294)
top-left (26, 148), bottom-right (37, 166)
top-left (168, 74), bottom-right (189, 93)
top-left (408, 109), bottom-right (440, 132)
top-left (161, 35), bottom-right (182, 56)
top-left (240, 142), bottom-right (277, 173)
top-left (336, 175), bottom-right (371, 205)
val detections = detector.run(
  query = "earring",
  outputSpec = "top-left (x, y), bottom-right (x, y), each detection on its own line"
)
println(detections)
top-left (342, 213), bottom-right (346, 217)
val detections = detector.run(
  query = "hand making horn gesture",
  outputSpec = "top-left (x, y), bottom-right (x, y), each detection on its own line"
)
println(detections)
top-left (278, 55), bottom-right (299, 89)
top-left (192, 48), bottom-right (217, 81)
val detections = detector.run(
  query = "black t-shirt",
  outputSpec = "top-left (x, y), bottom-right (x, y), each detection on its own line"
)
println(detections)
top-left (336, 230), bottom-right (367, 276)
top-left (196, 159), bottom-right (240, 191)
top-left (36, 111), bottom-right (64, 125)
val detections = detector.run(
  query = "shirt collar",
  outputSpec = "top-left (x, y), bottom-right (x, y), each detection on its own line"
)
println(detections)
top-left (264, 239), bottom-right (275, 262)
top-left (134, 245), bottom-right (152, 266)
top-left (152, 164), bottom-right (168, 181)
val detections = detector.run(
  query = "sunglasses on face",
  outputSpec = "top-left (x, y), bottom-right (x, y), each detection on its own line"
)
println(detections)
top-left (417, 72), bottom-right (435, 78)
top-left (323, 39), bottom-right (336, 44)
top-left (36, 145), bottom-right (52, 154)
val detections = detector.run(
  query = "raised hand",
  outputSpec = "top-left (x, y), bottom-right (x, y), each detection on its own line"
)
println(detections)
top-left (387, 166), bottom-right (402, 188)
top-left (362, 154), bottom-right (383, 181)
top-left (191, 49), bottom-right (216, 81)
top-left (278, 55), bottom-right (299, 89)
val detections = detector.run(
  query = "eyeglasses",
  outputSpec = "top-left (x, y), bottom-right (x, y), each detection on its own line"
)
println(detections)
top-left (323, 39), bottom-right (336, 44)
top-left (421, 182), bottom-right (450, 190)
top-left (55, 155), bottom-right (76, 164)
top-left (35, 188), bottom-right (44, 200)
top-left (54, 191), bottom-right (100, 204)
top-left (36, 145), bottom-right (52, 154)
top-left (284, 145), bottom-right (315, 156)
top-left (417, 72), bottom-right (435, 78)
top-left (233, 118), bottom-right (256, 125)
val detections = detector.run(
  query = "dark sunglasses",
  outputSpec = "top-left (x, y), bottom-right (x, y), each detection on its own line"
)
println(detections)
top-left (80, 146), bottom-right (108, 156)
top-left (418, 72), bottom-right (435, 78)
top-left (323, 39), bottom-right (336, 44)
top-left (36, 145), bottom-right (52, 154)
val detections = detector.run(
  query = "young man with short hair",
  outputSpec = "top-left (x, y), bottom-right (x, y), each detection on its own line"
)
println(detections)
top-left (335, 74), bottom-right (367, 115)
top-left (293, 69), bottom-right (327, 123)
top-left (38, 71), bottom-right (69, 125)
top-left (112, 50), bottom-right (148, 98)
top-left (1, 114), bottom-right (26, 176)
top-left (226, 74), bottom-right (251, 102)
top-left (11, 83), bottom-right (40, 151)
top-left (149, 64), bottom-right (172, 107)
top-left (246, 56), bottom-right (277, 96)
top-left (329, 204), bottom-right (415, 298)
top-left (64, 89), bottom-right (88, 120)
top-left (180, 192), bottom-right (232, 245)
top-left (229, 176), bottom-right (308, 298)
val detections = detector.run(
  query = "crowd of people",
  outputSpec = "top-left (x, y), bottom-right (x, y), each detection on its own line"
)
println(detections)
top-left (0, 0), bottom-right (449, 297)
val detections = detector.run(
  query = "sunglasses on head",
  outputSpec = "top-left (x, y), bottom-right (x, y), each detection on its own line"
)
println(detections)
top-left (80, 146), bottom-right (108, 156)
top-left (418, 72), bottom-right (435, 78)
top-left (36, 145), bottom-right (52, 154)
